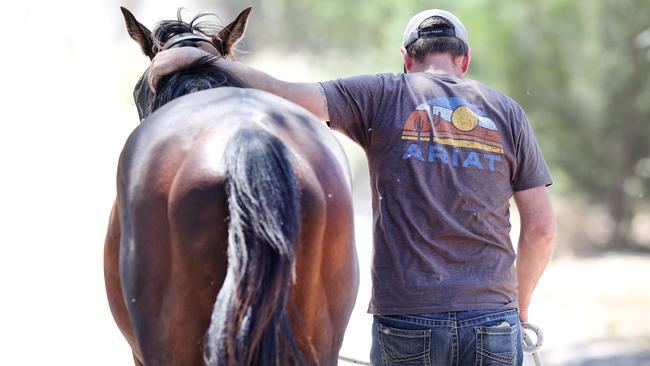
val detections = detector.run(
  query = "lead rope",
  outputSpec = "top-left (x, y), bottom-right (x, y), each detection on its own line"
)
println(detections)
top-left (338, 322), bottom-right (544, 366)
top-left (521, 322), bottom-right (544, 366)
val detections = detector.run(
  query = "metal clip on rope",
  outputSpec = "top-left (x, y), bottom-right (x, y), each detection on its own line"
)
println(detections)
top-left (521, 322), bottom-right (544, 366)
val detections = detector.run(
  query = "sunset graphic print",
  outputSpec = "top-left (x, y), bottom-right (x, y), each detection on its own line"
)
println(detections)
top-left (402, 97), bottom-right (503, 155)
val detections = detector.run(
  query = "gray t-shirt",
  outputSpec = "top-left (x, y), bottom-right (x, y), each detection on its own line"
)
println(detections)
top-left (320, 72), bottom-right (552, 314)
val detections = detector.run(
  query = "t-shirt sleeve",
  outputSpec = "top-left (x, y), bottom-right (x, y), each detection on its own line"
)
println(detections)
top-left (511, 104), bottom-right (553, 191)
top-left (319, 74), bottom-right (386, 148)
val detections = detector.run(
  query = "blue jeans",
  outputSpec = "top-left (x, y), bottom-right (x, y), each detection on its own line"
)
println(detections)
top-left (370, 309), bottom-right (523, 366)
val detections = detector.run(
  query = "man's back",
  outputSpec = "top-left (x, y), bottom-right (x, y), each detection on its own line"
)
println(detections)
top-left (321, 71), bottom-right (551, 314)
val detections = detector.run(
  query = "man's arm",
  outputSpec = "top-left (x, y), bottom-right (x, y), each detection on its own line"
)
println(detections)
top-left (148, 47), bottom-right (330, 120)
top-left (513, 185), bottom-right (556, 322)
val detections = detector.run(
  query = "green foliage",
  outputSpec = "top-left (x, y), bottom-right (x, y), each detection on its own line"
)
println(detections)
top-left (214, 0), bottom-right (463, 74)
top-left (495, 0), bottom-right (650, 249)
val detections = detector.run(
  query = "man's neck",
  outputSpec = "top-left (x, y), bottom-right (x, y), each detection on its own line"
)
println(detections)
top-left (410, 54), bottom-right (463, 78)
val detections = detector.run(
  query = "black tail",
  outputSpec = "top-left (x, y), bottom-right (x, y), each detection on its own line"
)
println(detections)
top-left (204, 128), bottom-right (303, 366)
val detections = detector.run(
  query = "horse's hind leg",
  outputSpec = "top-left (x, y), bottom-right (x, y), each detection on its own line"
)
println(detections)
top-left (290, 161), bottom-right (358, 364)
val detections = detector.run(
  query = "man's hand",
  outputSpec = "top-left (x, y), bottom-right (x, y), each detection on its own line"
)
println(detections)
top-left (519, 308), bottom-right (529, 323)
top-left (149, 47), bottom-right (211, 92)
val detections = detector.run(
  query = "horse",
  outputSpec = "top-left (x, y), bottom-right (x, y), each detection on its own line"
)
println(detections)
top-left (104, 7), bottom-right (359, 365)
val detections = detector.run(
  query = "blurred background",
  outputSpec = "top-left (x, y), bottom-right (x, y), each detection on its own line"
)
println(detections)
top-left (1, 0), bottom-right (648, 364)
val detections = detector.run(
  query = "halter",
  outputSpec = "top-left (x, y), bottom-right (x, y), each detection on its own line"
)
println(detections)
top-left (160, 33), bottom-right (213, 50)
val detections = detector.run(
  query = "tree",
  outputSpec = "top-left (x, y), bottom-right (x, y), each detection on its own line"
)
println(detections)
top-left (495, 0), bottom-right (650, 251)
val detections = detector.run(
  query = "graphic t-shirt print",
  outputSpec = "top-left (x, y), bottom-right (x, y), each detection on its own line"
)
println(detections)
top-left (401, 97), bottom-right (503, 172)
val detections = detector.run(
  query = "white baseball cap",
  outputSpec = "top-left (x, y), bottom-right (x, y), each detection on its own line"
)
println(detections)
top-left (402, 9), bottom-right (469, 48)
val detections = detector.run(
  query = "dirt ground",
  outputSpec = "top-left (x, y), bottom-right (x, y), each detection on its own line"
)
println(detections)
top-left (523, 254), bottom-right (650, 366)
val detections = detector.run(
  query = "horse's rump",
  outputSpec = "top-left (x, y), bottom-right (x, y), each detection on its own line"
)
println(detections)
top-left (114, 88), bottom-right (356, 365)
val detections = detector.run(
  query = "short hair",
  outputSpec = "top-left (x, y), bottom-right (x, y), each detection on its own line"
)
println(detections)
top-left (405, 16), bottom-right (469, 62)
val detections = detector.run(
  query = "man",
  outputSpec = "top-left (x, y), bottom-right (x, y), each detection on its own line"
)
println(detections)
top-left (149, 8), bottom-right (556, 365)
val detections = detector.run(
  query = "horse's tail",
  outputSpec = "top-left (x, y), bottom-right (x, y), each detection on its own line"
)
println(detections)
top-left (204, 128), bottom-right (303, 366)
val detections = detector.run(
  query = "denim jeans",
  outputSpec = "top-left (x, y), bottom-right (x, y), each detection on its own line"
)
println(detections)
top-left (370, 309), bottom-right (522, 366)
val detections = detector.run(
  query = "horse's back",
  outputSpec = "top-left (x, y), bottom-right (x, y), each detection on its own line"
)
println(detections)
top-left (121, 87), bottom-right (350, 194)
top-left (111, 88), bottom-right (357, 365)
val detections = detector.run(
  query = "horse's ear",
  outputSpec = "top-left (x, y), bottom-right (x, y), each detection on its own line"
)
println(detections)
top-left (214, 7), bottom-right (252, 56)
top-left (120, 7), bottom-right (156, 60)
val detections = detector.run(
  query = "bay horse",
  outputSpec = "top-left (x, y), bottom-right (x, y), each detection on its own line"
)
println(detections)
top-left (104, 7), bottom-right (359, 365)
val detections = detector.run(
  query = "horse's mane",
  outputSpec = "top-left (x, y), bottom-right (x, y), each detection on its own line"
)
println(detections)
top-left (150, 55), bottom-right (245, 114)
top-left (153, 9), bottom-right (221, 50)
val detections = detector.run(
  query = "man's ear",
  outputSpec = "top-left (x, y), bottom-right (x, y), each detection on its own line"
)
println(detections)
top-left (460, 47), bottom-right (471, 74)
top-left (120, 7), bottom-right (156, 60)
top-left (401, 47), bottom-right (414, 73)
top-left (213, 7), bottom-right (252, 56)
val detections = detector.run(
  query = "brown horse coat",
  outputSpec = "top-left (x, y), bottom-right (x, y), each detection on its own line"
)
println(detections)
top-left (105, 87), bottom-right (358, 365)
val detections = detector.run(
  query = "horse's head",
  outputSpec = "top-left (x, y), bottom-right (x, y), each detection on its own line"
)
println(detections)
top-left (120, 7), bottom-right (251, 119)
top-left (121, 7), bottom-right (251, 60)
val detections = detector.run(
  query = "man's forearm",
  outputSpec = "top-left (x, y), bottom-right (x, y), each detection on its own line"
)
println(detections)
top-left (516, 230), bottom-right (555, 321)
top-left (513, 186), bottom-right (556, 322)
top-left (214, 58), bottom-right (282, 94)
top-left (214, 59), bottom-right (329, 120)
